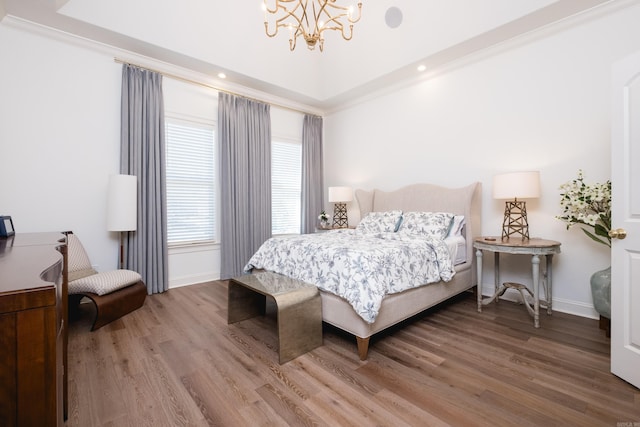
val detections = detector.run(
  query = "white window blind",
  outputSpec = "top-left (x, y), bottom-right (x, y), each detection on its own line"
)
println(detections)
top-left (165, 119), bottom-right (216, 245)
top-left (272, 140), bottom-right (302, 235)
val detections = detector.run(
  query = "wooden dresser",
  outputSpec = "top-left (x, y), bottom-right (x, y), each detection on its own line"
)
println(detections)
top-left (0, 233), bottom-right (68, 427)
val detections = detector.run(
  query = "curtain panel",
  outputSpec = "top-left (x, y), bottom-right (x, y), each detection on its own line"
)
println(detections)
top-left (218, 92), bottom-right (272, 279)
top-left (301, 114), bottom-right (324, 234)
top-left (120, 64), bottom-right (169, 294)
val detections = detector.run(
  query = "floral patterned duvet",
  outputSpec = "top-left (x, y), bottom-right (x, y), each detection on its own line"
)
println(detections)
top-left (244, 229), bottom-right (455, 324)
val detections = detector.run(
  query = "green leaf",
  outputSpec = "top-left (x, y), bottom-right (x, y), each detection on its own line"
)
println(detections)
top-left (581, 227), bottom-right (611, 248)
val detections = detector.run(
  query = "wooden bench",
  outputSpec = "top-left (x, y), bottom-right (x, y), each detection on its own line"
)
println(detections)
top-left (228, 272), bottom-right (322, 364)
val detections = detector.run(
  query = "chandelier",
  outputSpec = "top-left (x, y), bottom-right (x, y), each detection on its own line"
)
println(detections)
top-left (263, 0), bottom-right (363, 52)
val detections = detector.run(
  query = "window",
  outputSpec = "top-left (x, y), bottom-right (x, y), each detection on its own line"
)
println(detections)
top-left (165, 119), bottom-right (216, 245)
top-left (272, 139), bottom-right (302, 235)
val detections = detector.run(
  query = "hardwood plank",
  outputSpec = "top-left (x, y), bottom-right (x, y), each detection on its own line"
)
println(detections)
top-left (371, 388), bottom-right (452, 427)
top-left (65, 281), bottom-right (640, 426)
top-left (256, 382), bottom-right (321, 426)
top-left (180, 369), bottom-right (245, 426)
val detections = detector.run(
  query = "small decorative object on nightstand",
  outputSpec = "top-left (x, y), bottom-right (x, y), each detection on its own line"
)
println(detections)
top-left (318, 210), bottom-right (330, 229)
top-left (474, 236), bottom-right (561, 328)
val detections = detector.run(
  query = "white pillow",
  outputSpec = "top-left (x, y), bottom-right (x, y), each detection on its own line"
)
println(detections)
top-left (398, 212), bottom-right (454, 240)
top-left (356, 210), bottom-right (403, 234)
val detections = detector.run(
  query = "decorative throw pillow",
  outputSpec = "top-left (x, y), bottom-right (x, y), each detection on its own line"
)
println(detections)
top-left (398, 211), bottom-right (455, 240)
top-left (356, 210), bottom-right (403, 234)
top-left (447, 215), bottom-right (466, 237)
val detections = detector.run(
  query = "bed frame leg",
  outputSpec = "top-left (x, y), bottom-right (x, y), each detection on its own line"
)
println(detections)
top-left (356, 337), bottom-right (370, 360)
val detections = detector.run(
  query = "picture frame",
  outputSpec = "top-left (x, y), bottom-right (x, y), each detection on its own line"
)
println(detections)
top-left (0, 216), bottom-right (15, 238)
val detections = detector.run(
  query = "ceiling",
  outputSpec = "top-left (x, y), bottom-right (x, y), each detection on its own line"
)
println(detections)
top-left (1, 0), bottom-right (615, 112)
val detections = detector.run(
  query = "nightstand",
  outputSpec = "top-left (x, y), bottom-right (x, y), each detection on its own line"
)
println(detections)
top-left (474, 237), bottom-right (561, 328)
top-left (315, 226), bottom-right (354, 233)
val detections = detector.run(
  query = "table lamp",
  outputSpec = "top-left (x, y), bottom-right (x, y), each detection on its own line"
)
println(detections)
top-left (493, 171), bottom-right (540, 241)
top-left (328, 186), bottom-right (353, 228)
top-left (107, 174), bottom-right (137, 268)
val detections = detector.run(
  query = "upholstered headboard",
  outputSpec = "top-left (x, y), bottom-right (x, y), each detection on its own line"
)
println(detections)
top-left (355, 182), bottom-right (482, 266)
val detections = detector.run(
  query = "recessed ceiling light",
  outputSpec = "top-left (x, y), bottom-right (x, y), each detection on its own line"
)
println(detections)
top-left (417, 65), bottom-right (426, 72)
top-left (217, 72), bottom-right (227, 79)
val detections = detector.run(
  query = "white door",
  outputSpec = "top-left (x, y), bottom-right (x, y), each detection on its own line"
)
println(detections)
top-left (611, 50), bottom-right (640, 389)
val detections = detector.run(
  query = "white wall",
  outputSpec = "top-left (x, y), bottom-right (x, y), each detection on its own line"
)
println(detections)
top-left (0, 20), bottom-right (304, 288)
top-left (0, 22), bottom-right (122, 272)
top-left (324, 3), bottom-right (640, 318)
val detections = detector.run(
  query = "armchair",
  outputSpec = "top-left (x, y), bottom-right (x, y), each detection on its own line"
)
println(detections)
top-left (65, 231), bottom-right (147, 330)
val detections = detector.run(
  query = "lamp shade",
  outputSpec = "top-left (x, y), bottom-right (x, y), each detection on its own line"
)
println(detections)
top-left (492, 171), bottom-right (541, 200)
top-left (107, 174), bottom-right (137, 231)
top-left (328, 186), bottom-right (353, 203)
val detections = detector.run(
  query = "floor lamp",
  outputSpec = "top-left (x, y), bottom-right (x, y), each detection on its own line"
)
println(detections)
top-left (493, 171), bottom-right (540, 241)
top-left (107, 174), bottom-right (137, 269)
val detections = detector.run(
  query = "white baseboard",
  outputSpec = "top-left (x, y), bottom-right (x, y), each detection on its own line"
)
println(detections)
top-left (169, 272), bottom-right (220, 289)
top-left (548, 296), bottom-right (599, 320)
top-left (480, 287), bottom-right (599, 320)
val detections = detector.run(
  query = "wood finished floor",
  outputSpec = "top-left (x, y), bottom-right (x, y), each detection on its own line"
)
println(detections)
top-left (65, 280), bottom-right (640, 427)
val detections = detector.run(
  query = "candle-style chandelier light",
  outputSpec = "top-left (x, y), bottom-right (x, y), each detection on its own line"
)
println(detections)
top-left (263, 0), bottom-right (363, 52)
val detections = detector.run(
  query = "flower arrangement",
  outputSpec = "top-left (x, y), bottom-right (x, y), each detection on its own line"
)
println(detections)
top-left (557, 170), bottom-right (611, 247)
top-left (318, 210), bottom-right (329, 228)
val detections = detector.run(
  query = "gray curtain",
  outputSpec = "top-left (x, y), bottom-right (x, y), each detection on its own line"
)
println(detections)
top-left (120, 64), bottom-right (169, 294)
top-left (301, 114), bottom-right (324, 234)
top-left (219, 92), bottom-right (272, 279)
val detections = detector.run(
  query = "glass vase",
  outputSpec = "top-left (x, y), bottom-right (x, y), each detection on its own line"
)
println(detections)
top-left (590, 266), bottom-right (611, 319)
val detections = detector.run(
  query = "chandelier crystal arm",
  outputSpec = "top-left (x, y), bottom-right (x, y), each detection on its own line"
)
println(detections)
top-left (322, 24), bottom-right (354, 41)
top-left (264, 2), bottom-right (303, 37)
top-left (321, 0), bottom-right (362, 24)
top-left (318, 14), bottom-right (354, 40)
top-left (263, 0), bottom-right (362, 51)
top-left (312, 1), bottom-right (327, 35)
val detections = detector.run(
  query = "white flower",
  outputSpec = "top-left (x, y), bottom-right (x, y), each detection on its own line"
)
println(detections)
top-left (557, 170), bottom-right (611, 247)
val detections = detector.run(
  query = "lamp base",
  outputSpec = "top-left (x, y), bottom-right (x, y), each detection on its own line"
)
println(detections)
top-left (119, 231), bottom-right (125, 269)
top-left (501, 199), bottom-right (530, 241)
top-left (332, 202), bottom-right (349, 228)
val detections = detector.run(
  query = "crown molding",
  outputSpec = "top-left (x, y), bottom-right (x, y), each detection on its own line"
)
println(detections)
top-left (322, 0), bottom-right (639, 115)
top-left (2, 15), bottom-right (324, 117)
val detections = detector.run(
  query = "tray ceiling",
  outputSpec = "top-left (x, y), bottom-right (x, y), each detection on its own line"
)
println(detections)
top-left (2, 0), bottom-right (614, 111)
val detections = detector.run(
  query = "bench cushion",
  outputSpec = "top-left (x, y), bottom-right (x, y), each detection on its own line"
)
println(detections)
top-left (69, 270), bottom-right (142, 296)
top-left (69, 267), bottom-right (98, 282)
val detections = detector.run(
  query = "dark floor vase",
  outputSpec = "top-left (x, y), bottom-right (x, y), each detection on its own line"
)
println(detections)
top-left (590, 266), bottom-right (611, 319)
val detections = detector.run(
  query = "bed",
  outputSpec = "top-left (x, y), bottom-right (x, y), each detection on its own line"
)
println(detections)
top-left (245, 182), bottom-right (482, 360)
